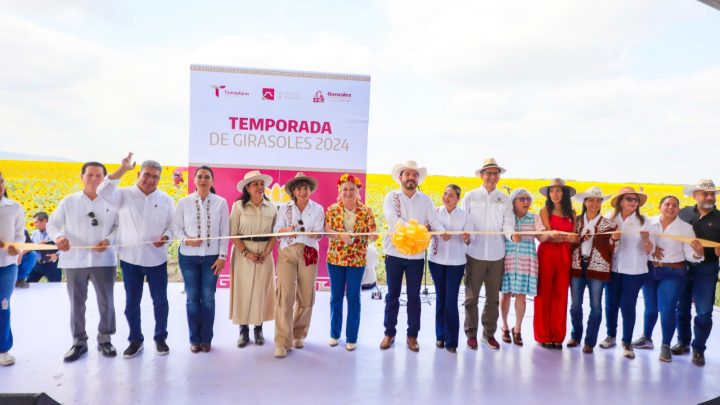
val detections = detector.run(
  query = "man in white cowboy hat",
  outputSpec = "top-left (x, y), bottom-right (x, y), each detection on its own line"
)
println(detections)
top-left (380, 161), bottom-right (443, 352)
top-left (97, 152), bottom-right (175, 359)
top-left (461, 158), bottom-right (508, 350)
top-left (272, 172), bottom-right (325, 358)
top-left (674, 179), bottom-right (720, 366)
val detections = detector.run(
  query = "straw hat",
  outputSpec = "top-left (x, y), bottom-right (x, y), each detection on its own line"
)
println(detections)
top-left (539, 178), bottom-right (577, 197)
top-left (236, 170), bottom-right (273, 193)
top-left (610, 186), bottom-right (648, 207)
top-left (284, 172), bottom-right (318, 197)
top-left (391, 161), bottom-right (427, 185)
top-left (474, 158), bottom-right (506, 177)
top-left (682, 179), bottom-right (719, 197)
top-left (573, 186), bottom-right (612, 204)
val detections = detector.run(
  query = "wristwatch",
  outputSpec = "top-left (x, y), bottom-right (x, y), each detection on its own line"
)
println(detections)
top-left (241, 248), bottom-right (249, 256)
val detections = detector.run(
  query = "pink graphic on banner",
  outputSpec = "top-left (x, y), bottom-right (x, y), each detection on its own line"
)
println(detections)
top-left (188, 166), bottom-right (366, 289)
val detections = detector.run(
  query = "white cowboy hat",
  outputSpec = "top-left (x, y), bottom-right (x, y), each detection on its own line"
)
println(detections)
top-left (682, 179), bottom-right (720, 197)
top-left (573, 186), bottom-right (612, 203)
top-left (539, 178), bottom-right (577, 198)
top-left (610, 186), bottom-right (648, 207)
top-left (284, 172), bottom-right (319, 197)
top-left (236, 170), bottom-right (273, 193)
top-left (474, 158), bottom-right (506, 177)
top-left (391, 161), bottom-right (427, 185)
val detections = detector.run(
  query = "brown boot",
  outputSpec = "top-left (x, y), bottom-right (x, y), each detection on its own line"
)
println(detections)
top-left (407, 336), bottom-right (420, 352)
top-left (380, 335), bottom-right (395, 350)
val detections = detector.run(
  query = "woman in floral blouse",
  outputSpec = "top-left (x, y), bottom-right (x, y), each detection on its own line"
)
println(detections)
top-left (324, 174), bottom-right (377, 351)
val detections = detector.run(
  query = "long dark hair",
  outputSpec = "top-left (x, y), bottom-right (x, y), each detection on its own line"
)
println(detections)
top-left (611, 195), bottom-right (646, 225)
top-left (241, 184), bottom-right (269, 206)
top-left (196, 165), bottom-right (216, 194)
top-left (545, 187), bottom-right (574, 218)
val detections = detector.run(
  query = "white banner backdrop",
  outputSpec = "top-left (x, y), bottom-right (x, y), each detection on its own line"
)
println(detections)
top-left (189, 65), bottom-right (370, 172)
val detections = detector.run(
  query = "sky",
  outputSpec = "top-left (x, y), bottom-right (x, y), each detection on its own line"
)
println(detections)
top-left (1, 0), bottom-right (719, 183)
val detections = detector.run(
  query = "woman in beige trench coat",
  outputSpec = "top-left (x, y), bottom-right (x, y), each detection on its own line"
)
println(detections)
top-left (229, 171), bottom-right (278, 348)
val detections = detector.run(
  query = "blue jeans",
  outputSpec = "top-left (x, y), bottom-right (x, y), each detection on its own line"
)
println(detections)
top-left (428, 261), bottom-right (465, 348)
top-left (642, 264), bottom-right (688, 345)
top-left (28, 261), bottom-right (61, 282)
top-left (328, 264), bottom-right (364, 344)
top-left (120, 261), bottom-right (169, 343)
top-left (178, 254), bottom-right (219, 345)
top-left (0, 264), bottom-right (17, 352)
top-left (677, 261), bottom-right (719, 352)
top-left (569, 262), bottom-right (606, 347)
top-left (17, 251), bottom-right (38, 281)
top-left (605, 271), bottom-right (648, 344)
top-left (384, 255), bottom-right (424, 337)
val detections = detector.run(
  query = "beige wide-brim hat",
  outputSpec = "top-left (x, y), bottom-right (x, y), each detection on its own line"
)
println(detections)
top-left (573, 186), bottom-right (612, 204)
top-left (236, 170), bottom-right (273, 193)
top-left (391, 160), bottom-right (427, 185)
top-left (682, 179), bottom-right (720, 197)
top-left (610, 186), bottom-right (648, 207)
top-left (474, 157), bottom-right (506, 177)
top-left (284, 172), bottom-right (319, 197)
top-left (539, 178), bottom-right (577, 197)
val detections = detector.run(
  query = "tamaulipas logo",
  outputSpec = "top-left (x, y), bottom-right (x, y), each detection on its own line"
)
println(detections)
top-left (211, 85), bottom-right (226, 98)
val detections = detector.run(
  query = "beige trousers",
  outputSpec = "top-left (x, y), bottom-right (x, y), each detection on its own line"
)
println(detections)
top-left (274, 244), bottom-right (318, 349)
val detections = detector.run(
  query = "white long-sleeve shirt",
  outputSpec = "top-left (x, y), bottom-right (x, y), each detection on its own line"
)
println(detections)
top-left (0, 197), bottom-right (25, 268)
top-left (97, 177), bottom-right (174, 267)
top-left (172, 192), bottom-right (230, 258)
top-left (428, 206), bottom-right (469, 266)
top-left (383, 189), bottom-right (444, 260)
top-left (47, 191), bottom-right (119, 268)
top-left (274, 199), bottom-right (325, 250)
top-left (607, 212), bottom-right (651, 275)
top-left (648, 215), bottom-right (703, 264)
top-left (463, 187), bottom-right (509, 261)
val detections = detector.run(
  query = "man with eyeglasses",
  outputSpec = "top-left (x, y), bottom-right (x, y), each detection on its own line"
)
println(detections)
top-left (461, 158), bottom-right (509, 350)
top-left (98, 153), bottom-right (175, 359)
top-left (48, 162), bottom-right (120, 362)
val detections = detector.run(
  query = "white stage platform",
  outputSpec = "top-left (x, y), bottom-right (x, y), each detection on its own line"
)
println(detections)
top-left (1, 282), bottom-right (719, 404)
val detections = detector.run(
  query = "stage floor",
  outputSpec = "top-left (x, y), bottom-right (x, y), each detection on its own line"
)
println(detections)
top-left (0, 282), bottom-right (718, 404)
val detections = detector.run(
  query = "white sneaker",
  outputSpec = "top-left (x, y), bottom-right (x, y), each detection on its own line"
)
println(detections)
top-left (328, 338), bottom-right (339, 347)
top-left (273, 347), bottom-right (288, 358)
top-left (346, 343), bottom-right (357, 351)
top-left (622, 343), bottom-right (635, 359)
top-left (0, 352), bottom-right (15, 366)
top-left (292, 339), bottom-right (304, 349)
top-left (599, 336), bottom-right (616, 349)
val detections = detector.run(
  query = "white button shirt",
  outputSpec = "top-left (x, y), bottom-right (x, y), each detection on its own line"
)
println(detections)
top-left (172, 192), bottom-right (230, 258)
top-left (47, 191), bottom-right (119, 269)
top-left (428, 205), bottom-right (468, 266)
top-left (463, 187), bottom-right (509, 261)
top-left (648, 215), bottom-right (703, 264)
top-left (274, 199), bottom-right (325, 250)
top-left (97, 177), bottom-right (174, 267)
top-left (607, 212), bottom-right (651, 275)
top-left (0, 197), bottom-right (25, 268)
top-left (383, 189), bottom-right (444, 260)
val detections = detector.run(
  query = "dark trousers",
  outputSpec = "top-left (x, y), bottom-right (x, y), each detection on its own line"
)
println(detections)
top-left (178, 254), bottom-right (219, 345)
top-left (429, 261), bottom-right (465, 348)
top-left (677, 261), bottom-right (719, 352)
top-left (120, 261), bottom-right (169, 343)
top-left (642, 264), bottom-right (688, 345)
top-left (28, 261), bottom-right (61, 282)
top-left (605, 271), bottom-right (648, 344)
top-left (384, 255), bottom-right (424, 338)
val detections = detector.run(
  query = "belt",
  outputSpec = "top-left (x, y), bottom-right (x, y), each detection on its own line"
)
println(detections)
top-left (244, 236), bottom-right (271, 242)
top-left (651, 261), bottom-right (686, 269)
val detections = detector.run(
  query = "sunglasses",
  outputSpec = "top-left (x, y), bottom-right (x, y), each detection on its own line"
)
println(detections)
top-left (297, 219), bottom-right (305, 232)
top-left (624, 197), bottom-right (640, 203)
top-left (87, 212), bottom-right (99, 226)
top-left (483, 171), bottom-right (500, 177)
top-left (517, 197), bottom-right (532, 203)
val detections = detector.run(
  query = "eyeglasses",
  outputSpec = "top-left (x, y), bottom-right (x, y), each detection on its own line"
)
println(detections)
top-left (517, 197), bottom-right (532, 203)
top-left (624, 197), bottom-right (640, 203)
top-left (483, 171), bottom-right (500, 177)
top-left (297, 219), bottom-right (305, 232)
top-left (87, 212), bottom-right (99, 226)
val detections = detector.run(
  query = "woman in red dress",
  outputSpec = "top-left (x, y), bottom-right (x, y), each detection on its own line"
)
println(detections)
top-left (535, 179), bottom-right (578, 348)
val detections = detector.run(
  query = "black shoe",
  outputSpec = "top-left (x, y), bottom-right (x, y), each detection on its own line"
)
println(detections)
top-left (670, 342), bottom-right (690, 355)
top-left (238, 325), bottom-right (250, 348)
top-left (692, 351), bottom-right (705, 367)
top-left (155, 340), bottom-right (169, 356)
top-left (123, 341), bottom-right (143, 359)
top-left (14, 280), bottom-right (29, 289)
top-left (63, 345), bottom-right (88, 363)
top-left (98, 342), bottom-right (117, 358)
top-left (254, 326), bottom-right (265, 346)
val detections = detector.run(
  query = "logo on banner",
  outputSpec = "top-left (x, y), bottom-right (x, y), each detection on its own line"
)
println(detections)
top-left (211, 85), bottom-right (226, 98)
top-left (262, 88), bottom-right (275, 101)
top-left (327, 91), bottom-right (352, 103)
top-left (313, 91), bottom-right (325, 103)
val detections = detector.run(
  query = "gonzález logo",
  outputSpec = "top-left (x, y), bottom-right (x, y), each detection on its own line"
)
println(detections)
top-left (262, 88), bottom-right (275, 101)
top-left (313, 91), bottom-right (325, 103)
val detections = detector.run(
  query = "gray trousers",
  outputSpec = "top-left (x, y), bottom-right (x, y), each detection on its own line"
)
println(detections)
top-left (65, 266), bottom-right (116, 346)
top-left (463, 256), bottom-right (504, 338)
